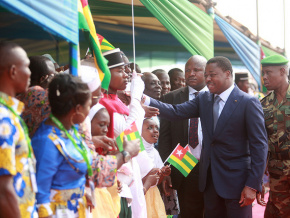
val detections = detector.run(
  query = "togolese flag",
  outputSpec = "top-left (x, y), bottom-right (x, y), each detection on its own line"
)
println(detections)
top-left (116, 121), bottom-right (145, 152)
top-left (97, 34), bottom-right (115, 53)
top-left (166, 144), bottom-right (198, 177)
top-left (78, 0), bottom-right (111, 90)
top-left (184, 144), bottom-right (191, 153)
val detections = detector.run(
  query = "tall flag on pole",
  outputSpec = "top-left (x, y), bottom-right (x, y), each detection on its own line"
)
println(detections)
top-left (116, 122), bottom-right (145, 152)
top-left (165, 144), bottom-right (198, 177)
top-left (78, 0), bottom-right (111, 90)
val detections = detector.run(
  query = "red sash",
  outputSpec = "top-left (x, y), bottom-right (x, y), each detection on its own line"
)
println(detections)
top-left (99, 94), bottom-right (129, 139)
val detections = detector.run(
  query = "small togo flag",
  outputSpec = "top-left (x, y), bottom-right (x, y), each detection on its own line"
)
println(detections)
top-left (165, 144), bottom-right (198, 177)
top-left (184, 144), bottom-right (192, 153)
top-left (116, 122), bottom-right (145, 152)
top-left (97, 34), bottom-right (115, 53)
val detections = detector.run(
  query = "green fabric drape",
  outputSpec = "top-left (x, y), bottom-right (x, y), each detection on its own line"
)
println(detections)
top-left (89, 1), bottom-right (153, 17)
top-left (140, 0), bottom-right (213, 60)
top-left (262, 45), bottom-right (281, 57)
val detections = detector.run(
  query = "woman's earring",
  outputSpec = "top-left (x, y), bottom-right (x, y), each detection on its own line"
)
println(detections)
top-left (70, 113), bottom-right (76, 126)
top-left (56, 85), bottom-right (60, 96)
top-left (76, 111), bottom-right (86, 120)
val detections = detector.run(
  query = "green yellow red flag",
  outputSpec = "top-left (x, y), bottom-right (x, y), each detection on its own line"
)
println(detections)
top-left (97, 34), bottom-right (115, 53)
top-left (116, 121), bottom-right (145, 152)
top-left (166, 144), bottom-right (198, 177)
top-left (78, 0), bottom-right (111, 90)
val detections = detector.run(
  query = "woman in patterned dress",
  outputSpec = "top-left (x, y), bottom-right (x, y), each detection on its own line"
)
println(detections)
top-left (32, 74), bottom-right (116, 218)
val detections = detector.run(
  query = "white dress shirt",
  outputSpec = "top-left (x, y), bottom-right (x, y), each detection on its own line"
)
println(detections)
top-left (188, 86), bottom-right (208, 160)
top-left (214, 84), bottom-right (235, 117)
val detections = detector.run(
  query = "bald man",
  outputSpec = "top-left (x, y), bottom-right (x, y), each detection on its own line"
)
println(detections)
top-left (152, 69), bottom-right (171, 96)
top-left (159, 55), bottom-right (208, 218)
top-left (142, 72), bottom-right (162, 100)
top-left (0, 41), bottom-right (37, 217)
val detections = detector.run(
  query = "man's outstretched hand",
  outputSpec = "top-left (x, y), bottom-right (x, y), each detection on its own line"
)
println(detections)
top-left (141, 97), bottom-right (159, 118)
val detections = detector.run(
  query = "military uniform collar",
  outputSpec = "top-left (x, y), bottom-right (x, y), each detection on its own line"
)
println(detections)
top-left (286, 84), bottom-right (290, 99)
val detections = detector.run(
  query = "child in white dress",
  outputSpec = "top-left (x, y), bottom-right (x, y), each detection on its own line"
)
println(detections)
top-left (142, 118), bottom-right (171, 218)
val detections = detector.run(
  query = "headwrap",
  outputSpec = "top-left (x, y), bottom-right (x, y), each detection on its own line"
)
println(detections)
top-left (144, 117), bottom-right (160, 129)
top-left (42, 54), bottom-right (56, 63)
top-left (17, 86), bottom-right (50, 137)
top-left (80, 58), bottom-right (101, 92)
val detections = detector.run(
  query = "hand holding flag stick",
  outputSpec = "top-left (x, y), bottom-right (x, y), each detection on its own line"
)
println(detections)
top-left (116, 121), bottom-right (145, 152)
top-left (160, 165), bottom-right (171, 177)
top-left (157, 165), bottom-right (171, 188)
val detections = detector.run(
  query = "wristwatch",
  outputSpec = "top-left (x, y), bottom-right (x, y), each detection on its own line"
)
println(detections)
top-left (121, 150), bottom-right (131, 163)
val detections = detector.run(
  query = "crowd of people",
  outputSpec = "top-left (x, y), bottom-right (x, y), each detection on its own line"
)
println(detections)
top-left (0, 40), bottom-right (289, 218)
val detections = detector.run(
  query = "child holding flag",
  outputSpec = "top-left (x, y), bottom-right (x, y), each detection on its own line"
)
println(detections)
top-left (142, 118), bottom-right (171, 218)
top-left (100, 48), bottom-right (154, 218)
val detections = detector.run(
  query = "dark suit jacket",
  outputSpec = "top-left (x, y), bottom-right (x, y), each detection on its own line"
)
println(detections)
top-left (159, 87), bottom-right (190, 189)
top-left (151, 86), bottom-right (268, 199)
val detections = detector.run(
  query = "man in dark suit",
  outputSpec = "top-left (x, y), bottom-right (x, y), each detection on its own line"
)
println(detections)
top-left (159, 55), bottom-right (207, 218)
top-left (146, 56), bottom-right (268, 218)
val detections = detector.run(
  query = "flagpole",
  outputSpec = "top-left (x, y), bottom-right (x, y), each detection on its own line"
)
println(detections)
top-left (163, 143), bottom-right (180, 165)
top-left (85, 47), bottom-right (90, 56)
top-left (131, 0), bottom-right (136, 72)
top-left (283, 0), bottom-right (286, 56)
top-left (256, 0), bottom-right (263, 92)
top-left (256, 0), bottom-right (259, 43)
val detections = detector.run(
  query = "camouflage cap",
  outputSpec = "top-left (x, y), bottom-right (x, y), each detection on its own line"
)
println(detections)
top-left (261, 54), bottom-right (289, 66)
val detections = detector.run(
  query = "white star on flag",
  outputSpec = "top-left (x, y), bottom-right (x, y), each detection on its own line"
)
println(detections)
top-left (176, 149), bottom-right (183, 157)
top-left (127, 124), bottom-right (133, 131)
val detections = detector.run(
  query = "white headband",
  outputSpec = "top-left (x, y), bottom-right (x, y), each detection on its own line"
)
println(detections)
top-left (89, 103), bottom-right (105, 121)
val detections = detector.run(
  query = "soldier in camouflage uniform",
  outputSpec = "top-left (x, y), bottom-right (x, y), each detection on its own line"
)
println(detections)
top-left (261, 54), bottom-right (290, 218)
